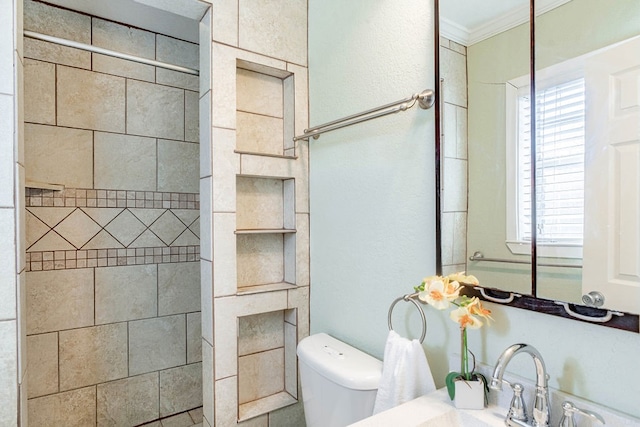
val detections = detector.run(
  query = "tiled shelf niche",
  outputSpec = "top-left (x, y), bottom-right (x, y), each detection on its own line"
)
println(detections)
top-left (237, 309), bottom-right (298, 422)
top-left (236, 176), bottom-right (296, 294)
top-left (235, 60), bottom-right (296, 158)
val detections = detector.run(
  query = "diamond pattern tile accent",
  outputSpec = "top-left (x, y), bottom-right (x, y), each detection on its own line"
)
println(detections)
top-left (105, 210), bottom-right (147, 247)
top-left (129, 230), bottom-right (165, 248)
top-left (129, 208), bottom-right (166, 226)
top-left (172, 209), bottom-right (199, 227)
top-left (26, 211), bottom-right (50, 249)
top-left (172, 229), bottom-right (200, 246)
top-left (149, 211), bottom-right (185, 245)
top-left (82, 208), bottom-right (124, 227)
top-left (189, 217), bottom-right (200, 238)
top-left (28, 207), bottom-right (75, 228)
top-left (29, 230), bottom-right (75, 251)
top-left (82, 230), bottom-right (125, 249)
top-left (53, 209), bottom-right (102, 248)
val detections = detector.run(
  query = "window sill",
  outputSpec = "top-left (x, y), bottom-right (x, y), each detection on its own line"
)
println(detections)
top-left (506, 240), bottom-right (583, 259)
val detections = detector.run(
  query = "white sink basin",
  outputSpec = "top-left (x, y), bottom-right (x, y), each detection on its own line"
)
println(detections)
top-left (349, 388), bottom-right (506, 427)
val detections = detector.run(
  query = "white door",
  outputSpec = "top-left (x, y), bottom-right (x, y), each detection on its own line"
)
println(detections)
top-left (582, 35), bottom-right (640, 313)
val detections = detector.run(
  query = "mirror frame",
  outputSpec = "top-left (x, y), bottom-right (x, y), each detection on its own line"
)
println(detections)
top-left (434, 0), bottom-right (639, 333)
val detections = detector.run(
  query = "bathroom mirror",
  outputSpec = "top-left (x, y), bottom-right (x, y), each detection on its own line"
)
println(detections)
top-left (439, 0), bottom-right (640, 325)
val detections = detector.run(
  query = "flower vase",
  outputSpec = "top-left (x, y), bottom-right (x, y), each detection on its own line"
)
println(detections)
top-left (454, 380), bottom-right (485, 410)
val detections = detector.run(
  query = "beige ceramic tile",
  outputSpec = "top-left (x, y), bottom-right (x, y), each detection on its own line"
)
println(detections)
top-left (199, 94), bottom-right (212, 178)
top-left (440, 212), bottom-right (454, 265)
top-left (82, 230), bottom-right (125, 250)
top-left (0, 321), bottom-right (17, 426)
top-left (156, 68), bottom-right (199, 92)
top-left (156, 34), bottom-right (199, 70)
top-left (185, 90), bottom-right (199, 143)
top-left (199, 178), bottom-right (212, 261)
top-left (212, 213), bottom-right (236, 297)
top-left (26, 269), bottom-right (94, 334)
top-left (286, 62), bottom-right (309, 141)
top-left (236, 111), bottom-right (284, 156)
top-left (199, 9), bottom-right (212, 96)
top-left (104, 209), bottom-right (147, 247)
top-left (158, 262), bottom-right (200, 316)
top-left (200, 260), bottom-right (213, 344)
top-left (295, 213), bottom-right (310, 287)
top-left (211, 43), bottom-right (237, 129)
top-left (57, 66), bottom-right (126, 133)
top-left (159, 362), bottom-right (203, 417)
top-left (284, 321), bottom-right (297, 396)
top-left (25, 123), bottom-right (93, 188)
top-left (27, 207), bottom-right (76, 229)
top-left (453, 212), bottom-right (468, 265)
top-left (129, 315), bottom-right (186, 375)
top-left (24, 58), bottom-right (55, 125)
top-left (443, 102), bottom-right (458, 158)
top-left (93, 54), bottom-right (156, 82)
top-left (149, 211), bottom-right (187, 245)
top-left (238, 0), bottom-right (307, 65)
top-left (97, 372), bottom-right (159, 427)
top-left (28, 386), bottom-right (96, 427)
top-left (59, 323), bottom-right (128, 390)
top-left (239, 153), bottom-right (295, 179)
top-left (157, 140), bottom-right (200, 193)
top-left (187, 313), bottom-right (202, 364)
top-left (26, 333), bottom-right (58, 398)
top-left (127, 79), bottom-right (184, 140)
top-left (160, 412), bottom-right (193, 427)
top-left (238, 311), bottom-right (284, 356)
top-left (287, 286), bottom-right (309, 339)
top-left (214, 376), bottom-right (237, 427)
top-left (189, 407), bottom-right (203, 423)
top-left (440, 47), bottom-right (468, 108)
top-left (28, 230), bottom-right (76, 252)
top-left (24, 38), bottom-right (91, 69)
top-left (25, 210), bottom-right (50, 249)
top-left (95, 265), bottom-right (158, 324)
top-left (456, 106), bottom-right (468, 159)
top-left (268, 401), bottom-right (305, 427)
top-left (92, 18), bottom-right (155, 58)
top-left (236, 176), bottom-right (284, 230)
top-left (236, 68), bottom-right (284, 118)
top-left (53, 209), bottom-right (102, 248)
top-left (213, 296), bottom-right (237, 380)
top-left (202, 341), bottom-right (214, 426)
top-left (24, 0), bottom-right (91, 43)
top-left (211, 127), bottom-right (238, 213)
top-left (211, 0), bottom-right (237, 46)
top-left (236, 234), bottom-right (284, 288)
top-left (238, 348), bottom-right (284, 404)
top-left (94, 131), bottom-right (157, 191)
top-left (443, 158), bottom-right (468, 212)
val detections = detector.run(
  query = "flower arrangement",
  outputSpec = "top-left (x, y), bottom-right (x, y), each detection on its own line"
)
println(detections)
top-left (414, 272), bottom-right (493, 401)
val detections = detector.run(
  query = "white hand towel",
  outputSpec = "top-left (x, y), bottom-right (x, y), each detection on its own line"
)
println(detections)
top-left (372, 330), bottom-right (436, 414)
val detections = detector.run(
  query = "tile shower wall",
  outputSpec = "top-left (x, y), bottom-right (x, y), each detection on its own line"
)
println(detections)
top-left (440, 36), bottom-right (469, 275)
top-left (23, 1), bottom-right (201, 425)
top-left (0, 0), bottom-right (26, 425)
top-left (202, 1), bottom-right (310, 426)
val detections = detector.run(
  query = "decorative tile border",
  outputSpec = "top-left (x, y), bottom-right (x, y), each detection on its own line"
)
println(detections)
top-left (26, 187), bottom-right (200, 210)
top-left (26, 245), bottom-right (200, 272)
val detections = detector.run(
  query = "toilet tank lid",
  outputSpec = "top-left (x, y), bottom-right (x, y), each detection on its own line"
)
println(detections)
top-left (297, 333), bottom-right (382, 391)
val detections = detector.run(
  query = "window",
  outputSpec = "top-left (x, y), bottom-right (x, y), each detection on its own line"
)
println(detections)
top-left (506, 71), bottom-right (585, 258)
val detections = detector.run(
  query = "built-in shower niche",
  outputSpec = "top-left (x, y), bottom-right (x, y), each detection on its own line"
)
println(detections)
top-left (236, 176), bottom-right (296, 294)
top-left (235, 60), bottom-right (296, 158)
top-left (237, 309), bottom-right (298, 421)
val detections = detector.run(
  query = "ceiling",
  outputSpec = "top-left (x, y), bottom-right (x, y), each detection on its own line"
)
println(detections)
top-left (441, 0), bottom-right (572, 46)
top-left (41, 0), bottom-right (209, 43)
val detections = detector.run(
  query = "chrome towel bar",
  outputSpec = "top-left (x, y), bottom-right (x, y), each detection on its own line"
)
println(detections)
top-left (387, 292), bottom-right (427, 343)
top-left (469, 251), bottom-right (582, 269)
top-left (293, 89), bottom-right (435, 142)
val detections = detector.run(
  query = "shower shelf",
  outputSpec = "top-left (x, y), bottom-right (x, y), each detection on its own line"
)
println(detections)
top-left (235, 228), bottom-right (296, 234)
top-left (237, 281), bottom-right (297, 295)
top-left (25, 180), bottom-right (64, 191)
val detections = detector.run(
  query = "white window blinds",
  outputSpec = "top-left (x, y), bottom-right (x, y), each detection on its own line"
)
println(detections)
top-left (517, 77), bottom-right (585, 244)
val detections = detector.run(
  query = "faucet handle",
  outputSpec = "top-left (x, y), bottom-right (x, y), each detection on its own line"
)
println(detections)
top-left (507, 382), bottom-right (527, 423)
top-left (559, 401), bottom-right (605, 427)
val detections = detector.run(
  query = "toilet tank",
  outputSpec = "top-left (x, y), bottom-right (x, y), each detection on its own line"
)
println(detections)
top-left (297, 333), bottom-right (382, 427)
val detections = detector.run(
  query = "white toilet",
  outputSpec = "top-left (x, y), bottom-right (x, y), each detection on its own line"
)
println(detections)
top-left (297, 333), bottom-right (383, 427)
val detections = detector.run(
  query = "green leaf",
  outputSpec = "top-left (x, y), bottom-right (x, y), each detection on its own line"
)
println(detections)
top-left (445, 372), bottom-right (461, 400)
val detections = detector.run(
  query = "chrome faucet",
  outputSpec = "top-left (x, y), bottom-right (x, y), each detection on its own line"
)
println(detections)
top-left (490, 343), bottom-right (551, 427)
